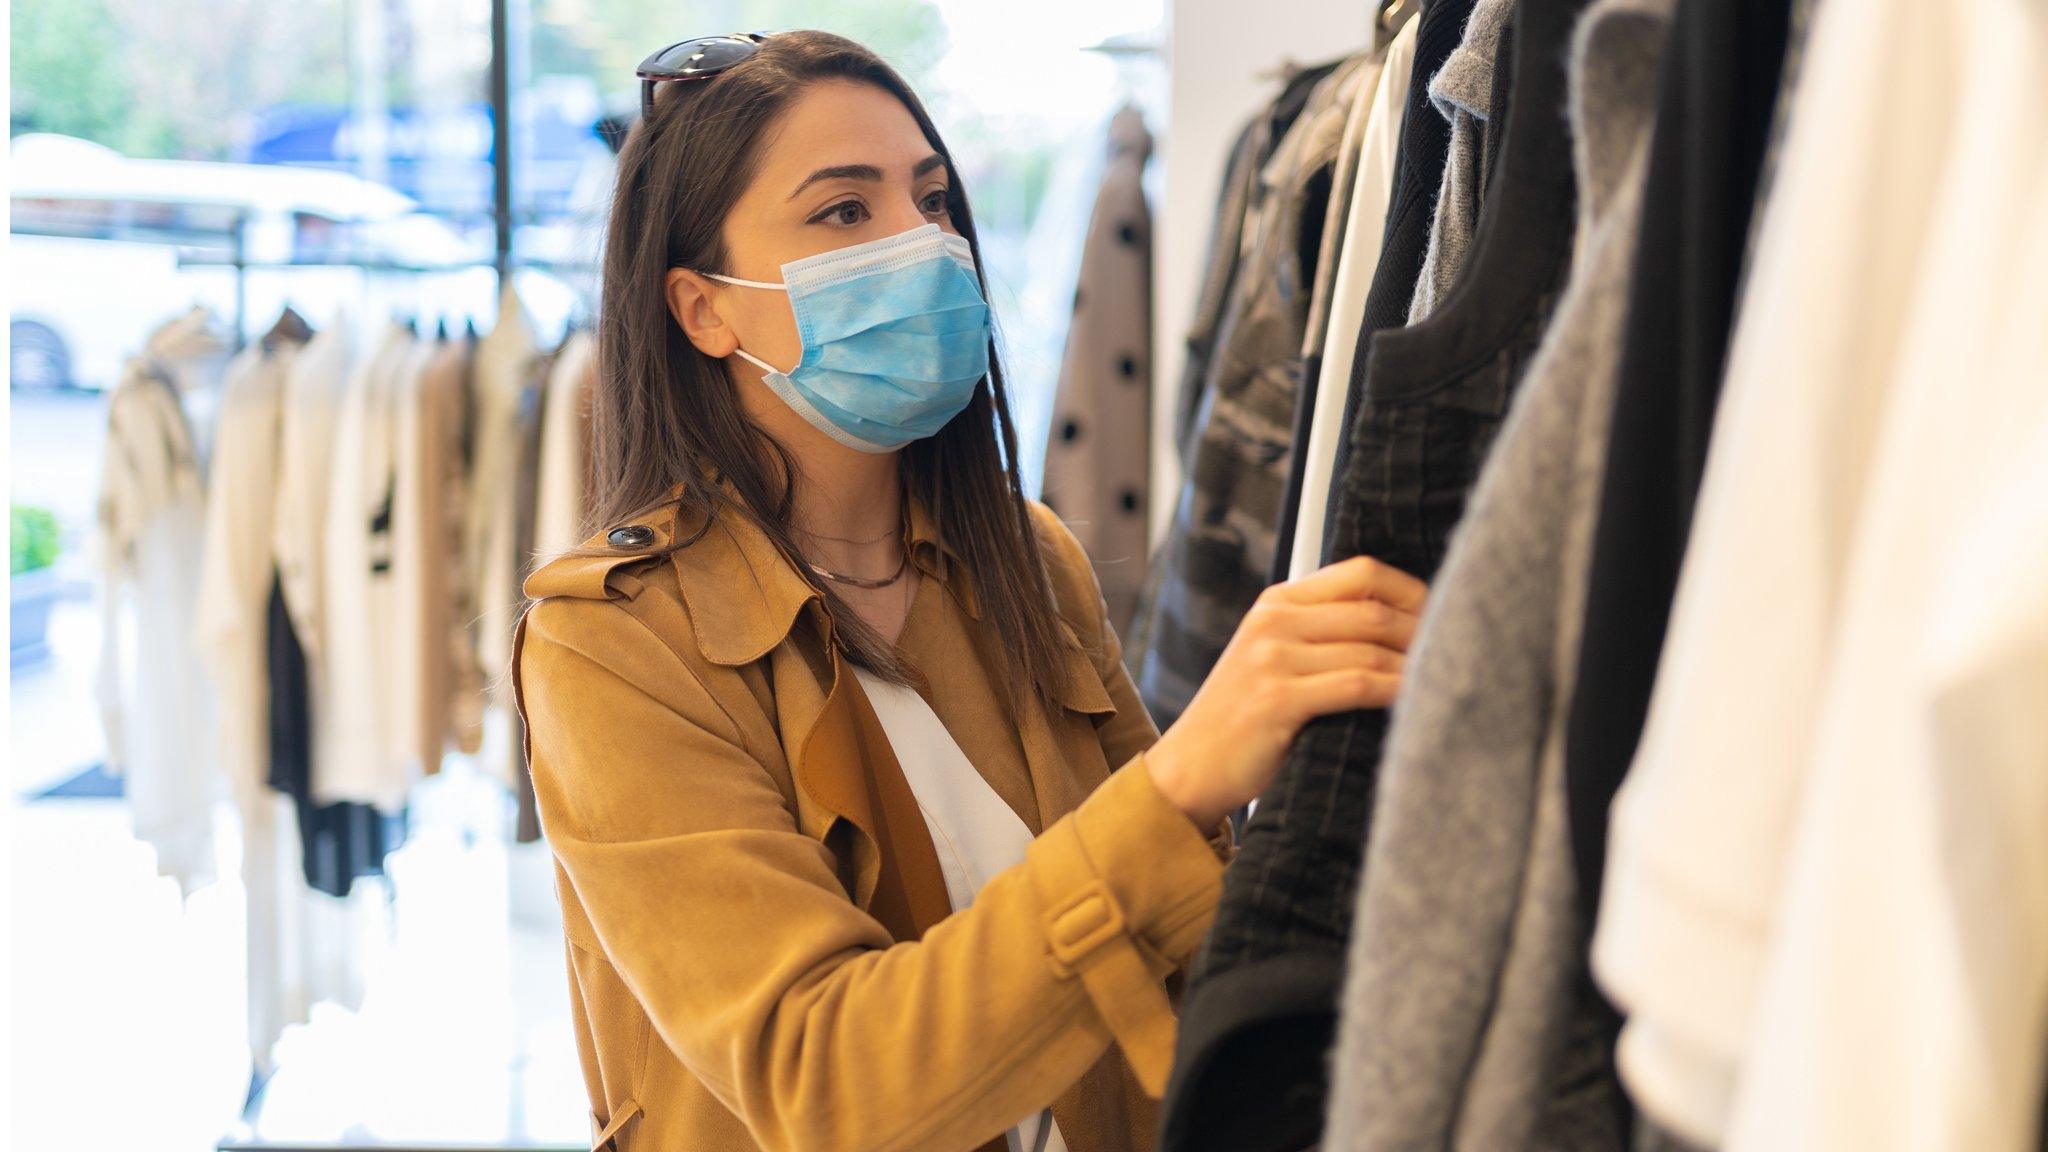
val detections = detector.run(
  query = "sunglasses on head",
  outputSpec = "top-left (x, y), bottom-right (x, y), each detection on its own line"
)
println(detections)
top-left (636, 32), bottom-right (772, 120)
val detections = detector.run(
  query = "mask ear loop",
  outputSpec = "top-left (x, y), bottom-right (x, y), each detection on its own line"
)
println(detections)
top-left (728, 347), bottom-right (791, 376)
top-left (699, 271), bottom-right (795, 374)
top-left (703, 272), bottom-right (787, 291)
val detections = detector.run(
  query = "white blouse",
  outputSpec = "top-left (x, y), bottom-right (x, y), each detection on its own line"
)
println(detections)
top-left (851, 667), bottom-right (1068, 1152)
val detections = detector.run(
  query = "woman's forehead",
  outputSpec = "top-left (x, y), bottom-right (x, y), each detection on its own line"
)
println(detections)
top-left (752, 80), bottom-right (936, 187)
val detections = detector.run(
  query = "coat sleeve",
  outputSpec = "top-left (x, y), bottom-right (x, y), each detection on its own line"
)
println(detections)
top-left (516, 594), bottom-right (1227, 1152)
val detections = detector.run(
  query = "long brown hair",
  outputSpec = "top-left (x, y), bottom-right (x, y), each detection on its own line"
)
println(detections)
top-left (587, 29), bottom-right (1070, 709)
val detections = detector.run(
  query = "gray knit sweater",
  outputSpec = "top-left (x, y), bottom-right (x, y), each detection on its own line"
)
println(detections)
top-left (1323, 0), bottom-right (1673, 1149)
top-left (1406, 0), bottom-right (1514, 322)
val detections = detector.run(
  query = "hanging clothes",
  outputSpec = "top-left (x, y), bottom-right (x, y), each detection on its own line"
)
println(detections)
top-left (97, 306), bottom-right (228, 892)
top-left (533, 326), bottom-right (596, 559)
top-left (261, 312), bottom-right (404, 897)
top-left (465, 283), bottom-right (538, 787)
top-left (1126, 55), bottom-right (1369, 732)
top-left (1404, 0), bottom-right (1518, 323)
top-left (1165, 115), bottom-right (1269, 465)
top-left (433, 334), bottom-right (488, 759)
top-left (391, 331), bottom-right (464, 781)
top-left (1122, 110), bottom-right (1263, 685)
top-left (1158, 0), bottom-right (1577, 1142)
top-left (383, 330), bottom-right (444, 792)
top-left (315, 320), bottom-right (414, 810)
top-left (1322, 0), bottom-right (1664, 1147)
top-left (196, 313), bottom-right (311, 802)
top-left (1588, 0), bottom-right (2001, 1139)
top-left (1344, 0), bottom-right (1479, 360)
top-left (194, 308), bottom-right (313, 1068)
top-left (1602, 1), bottom-right (2048, 1145)
top-left (1562, 0), bottom-right (1795, 937)
top-left (508, 344), bottom-right (555, 843)
top-left (265, 575), bottom-right (404, 900)
top-left (1284, 14), bottom-right (1421, 583)
top-left (270, 312), bottom-right (354, 688)
top-left (1039, 105), bottom-right (1155, 634)
top-left (1267, 30), bottom-right (1393, 585)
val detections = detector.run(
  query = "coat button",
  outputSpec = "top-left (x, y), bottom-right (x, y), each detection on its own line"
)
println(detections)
top-left (606, 524), bottom-right (656, 548)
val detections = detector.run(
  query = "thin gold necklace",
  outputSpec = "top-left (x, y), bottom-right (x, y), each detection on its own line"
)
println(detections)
top-left (798, 524), bottom-right (898, 546)
top-left (807, 549), bottom-right (909, 590)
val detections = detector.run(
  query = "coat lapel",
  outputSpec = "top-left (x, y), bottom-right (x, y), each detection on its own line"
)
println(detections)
top-left (669, 490), bottom-right (1130, 1152)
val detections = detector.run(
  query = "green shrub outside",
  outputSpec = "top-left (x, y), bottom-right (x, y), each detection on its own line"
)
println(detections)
top-left (11, 505), bottom-right (63, 576)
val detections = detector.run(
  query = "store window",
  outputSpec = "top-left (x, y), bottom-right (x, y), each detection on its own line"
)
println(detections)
top-left (9, 2), bottom-right (1161, 1149)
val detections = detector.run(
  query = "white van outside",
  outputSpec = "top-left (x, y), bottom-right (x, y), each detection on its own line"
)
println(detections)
top-left (9, 133), bottom-right (581, 390)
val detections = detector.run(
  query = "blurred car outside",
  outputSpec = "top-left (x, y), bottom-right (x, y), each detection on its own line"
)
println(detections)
top-left (9, 133), bottom-right (581, 391)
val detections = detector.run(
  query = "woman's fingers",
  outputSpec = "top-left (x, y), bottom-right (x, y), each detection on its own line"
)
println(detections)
top-left (1276, 554), bottom-right (1429, 612)
top-left (1290, 665), bottom-right (1403, 718)
top-left (1275, 598), bottom-right (1420, 651)
top-left (1280, 641), bottom-right (1406, 677)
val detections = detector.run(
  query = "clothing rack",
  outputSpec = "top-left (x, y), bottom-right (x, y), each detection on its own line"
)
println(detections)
top-left (175, 242), bottom-right (597, 353)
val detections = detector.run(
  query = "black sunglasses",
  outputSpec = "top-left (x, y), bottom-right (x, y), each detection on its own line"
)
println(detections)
top-left (637, 33), bottom-right (772, 120)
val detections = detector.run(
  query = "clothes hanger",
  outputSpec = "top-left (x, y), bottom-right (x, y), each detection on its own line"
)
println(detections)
top-left (1376, 0), bottom-right (1420, 48)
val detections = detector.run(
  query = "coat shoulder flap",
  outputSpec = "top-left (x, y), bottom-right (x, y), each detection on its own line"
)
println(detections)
top-left (523, 499), bottom-right (688, 603)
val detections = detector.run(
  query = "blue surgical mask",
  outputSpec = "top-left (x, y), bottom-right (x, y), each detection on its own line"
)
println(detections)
top-left (706, 223), bottom-right (992, 453)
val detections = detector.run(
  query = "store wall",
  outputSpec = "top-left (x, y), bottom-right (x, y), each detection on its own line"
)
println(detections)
top-left (1151, 0), bottom-right (1377, 540)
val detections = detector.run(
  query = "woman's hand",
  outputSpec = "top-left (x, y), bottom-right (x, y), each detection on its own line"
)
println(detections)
top-left (1146, 555), bottom-right (1428, 832)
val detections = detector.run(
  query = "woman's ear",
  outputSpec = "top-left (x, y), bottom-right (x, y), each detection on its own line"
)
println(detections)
top-left (664, 269), bottom-right (740, 358)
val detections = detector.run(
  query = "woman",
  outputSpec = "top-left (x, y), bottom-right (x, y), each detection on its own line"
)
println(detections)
top-left (514, 29), bottom-right (1426, 1152)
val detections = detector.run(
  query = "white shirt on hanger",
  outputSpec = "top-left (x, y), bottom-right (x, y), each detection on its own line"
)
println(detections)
top-left (98, 308), bottom-right (225, 892)
top-left (271, 313), bottom-right (356, 664)
top-left (1712, 6), bottom-right (2048, 1146)
top-left (1287, 14), bottom-right (1420, 581)
top-left (1588, 0), bottom-right (2042, 1145)
top-left (315, 320), bottom-right (413, 808)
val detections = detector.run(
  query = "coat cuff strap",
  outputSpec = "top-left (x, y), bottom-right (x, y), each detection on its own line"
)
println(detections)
top-left (1028, 752), bottom-right (1224, 1096)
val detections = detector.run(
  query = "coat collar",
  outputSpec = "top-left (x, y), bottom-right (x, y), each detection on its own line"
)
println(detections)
top-left (667, 481), bottom-right (980, 668)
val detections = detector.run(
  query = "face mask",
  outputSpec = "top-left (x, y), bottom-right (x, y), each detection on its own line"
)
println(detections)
top-left (705, 222), bottom-right (992, 453)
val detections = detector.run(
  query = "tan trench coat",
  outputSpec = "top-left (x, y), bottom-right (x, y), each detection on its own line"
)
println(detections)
top-left (514, 489), bottom-right (1232, 1152)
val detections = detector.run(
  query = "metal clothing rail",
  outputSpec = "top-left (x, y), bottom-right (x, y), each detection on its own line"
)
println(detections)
top-left (173, 256), bottom-right (597, 272)
top-left (173, 247), bottom-right (598, 349)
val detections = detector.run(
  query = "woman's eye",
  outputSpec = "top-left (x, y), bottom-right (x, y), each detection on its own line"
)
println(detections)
top-left (818, 200), bottom-right (867, 226)
top-left (920, 189), bottom-right (949, 215)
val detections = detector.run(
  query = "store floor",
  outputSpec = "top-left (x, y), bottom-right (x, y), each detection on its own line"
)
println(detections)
top-left (10, 596), bottom-right (588, 1151)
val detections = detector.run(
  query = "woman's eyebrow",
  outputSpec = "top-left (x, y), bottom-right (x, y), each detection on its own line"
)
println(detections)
top-left (788, 154), bottom-right (949, 200)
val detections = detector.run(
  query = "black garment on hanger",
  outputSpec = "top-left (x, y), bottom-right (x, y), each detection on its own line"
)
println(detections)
top-left (1268, 2), bottom-right (1519, 584)
top-left (1156, 0), bottom-right (1582, 1146)
top-left (1562, 0), bottom-right (1793, 940)
top-left (266, 572), bottom-right (405, 898)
